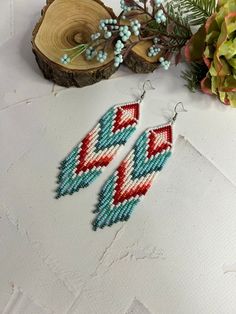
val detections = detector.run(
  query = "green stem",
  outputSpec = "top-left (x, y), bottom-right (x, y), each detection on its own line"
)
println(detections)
top-left (62, 44), bottom-right (87, 51)
top-left (70, 45), bottom-right (88, 62)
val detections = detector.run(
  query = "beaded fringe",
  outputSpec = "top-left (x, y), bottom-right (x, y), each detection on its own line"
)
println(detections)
top-left (93, 123), bottom-right (173, 230)
top-left (56, 102), bottom-right (140, 198)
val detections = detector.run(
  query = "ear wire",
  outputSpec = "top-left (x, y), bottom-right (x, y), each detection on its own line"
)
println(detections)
top-left (171, 102), bottom-right (187, 124)
top-left (139, 80), bottom-right (155, 102)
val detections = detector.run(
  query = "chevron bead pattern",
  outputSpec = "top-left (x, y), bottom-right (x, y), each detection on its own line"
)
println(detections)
top-left (93, 124), bottom-right (173, 230)
top-left (56, 102), bottom-right (140, 198)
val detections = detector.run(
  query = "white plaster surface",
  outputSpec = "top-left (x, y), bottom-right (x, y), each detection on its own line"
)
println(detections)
top-left (125, 299), bottom-right (152, 314)
top-left (3, 287), bottom-right (50, 314)
top-left (1, 1), bottom-right (236, 313)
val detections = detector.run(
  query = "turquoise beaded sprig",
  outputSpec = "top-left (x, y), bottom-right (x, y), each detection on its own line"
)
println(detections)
top-left (59, 0), bottom-right (193, 71)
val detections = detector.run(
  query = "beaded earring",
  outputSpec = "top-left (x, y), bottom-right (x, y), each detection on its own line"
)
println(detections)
top-left (56, 81), bottom-right (155, 198)
top-left (93, 102), bottom-right (187, 230)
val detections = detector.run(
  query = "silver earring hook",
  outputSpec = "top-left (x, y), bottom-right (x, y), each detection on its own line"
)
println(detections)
top-left (139, 80), bottom-right (155, 102)
top-left (171, 102), bottom-right (187, 124)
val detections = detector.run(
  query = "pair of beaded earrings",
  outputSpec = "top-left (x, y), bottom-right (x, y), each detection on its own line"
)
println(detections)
top-left (56, 81), bottom-right (186, 230)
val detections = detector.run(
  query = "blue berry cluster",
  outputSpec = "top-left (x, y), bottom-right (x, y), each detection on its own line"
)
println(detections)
top-left (60, 54), bottom-right (71, 65)
top-left (148, 45), bottom-right (161, 57)
top-left (154, 0), bottom-right (164, 7)
top-left (104, 31), bottom-right (112, 39)
top-left (119, 25), bottom-right (131, 42)
top-left (159, 57), bottom-right (171, 70)
top-left (99, 19), bottom-right (118, 31)
top-left (99, 19), bottom-right (118, 39)
top-left (153, 37), bottom-right (160, 44)
top-left (120, 0), bottom-right (133, 13)
top-left (114, 40), bottom-right (124, 67)
top-left (91, 32), bottom-right (100, 41)
top-left (115, 40), bottom-right (124, 55)
top-left (147, 37), bottom-right (161, 58)
top-left (155, 9), bottom-right (166, 23)
top-left (85, 47), bottom-right (97, 60)
top-left (96, 50), bottom-right (108, 63)
top-left (114, 54), bottom-right (123, 67)
top-left (130, 20), bottom-right (141, 36)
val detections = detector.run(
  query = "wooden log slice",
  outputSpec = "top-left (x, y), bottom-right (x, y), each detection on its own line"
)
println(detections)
top-left (124, 40), bottom-right (160, 73)
top-left (32, 0), bottom-right (117, 87)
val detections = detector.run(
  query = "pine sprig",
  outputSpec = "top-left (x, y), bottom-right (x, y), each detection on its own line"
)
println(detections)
top-left (147, 2), bottom-right (192, 51)
top-left (173, 0), bottom-right (217, 26)
top-left (181, 62), bottom-right (208, 92)
top-left (164, 2), bottom-right (192, 46)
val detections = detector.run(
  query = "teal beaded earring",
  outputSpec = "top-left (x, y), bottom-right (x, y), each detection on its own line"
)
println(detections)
top-left (93, 102), bottom-right (187, 230)
top-left (56, 81), bottom-right (155, 198)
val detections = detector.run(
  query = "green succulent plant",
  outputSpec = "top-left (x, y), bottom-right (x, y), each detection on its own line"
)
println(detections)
top-left (185, 0), bottom-right (236, 107)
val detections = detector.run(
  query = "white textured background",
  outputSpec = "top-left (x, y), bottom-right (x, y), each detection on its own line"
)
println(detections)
top-left (1, 1), bottom-right (236, 313)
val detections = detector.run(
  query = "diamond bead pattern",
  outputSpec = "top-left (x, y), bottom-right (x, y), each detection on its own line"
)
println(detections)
top-left (56, 102), bottom-right (140, 198)
top-left (93, 124), bottom-right (173, 230)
